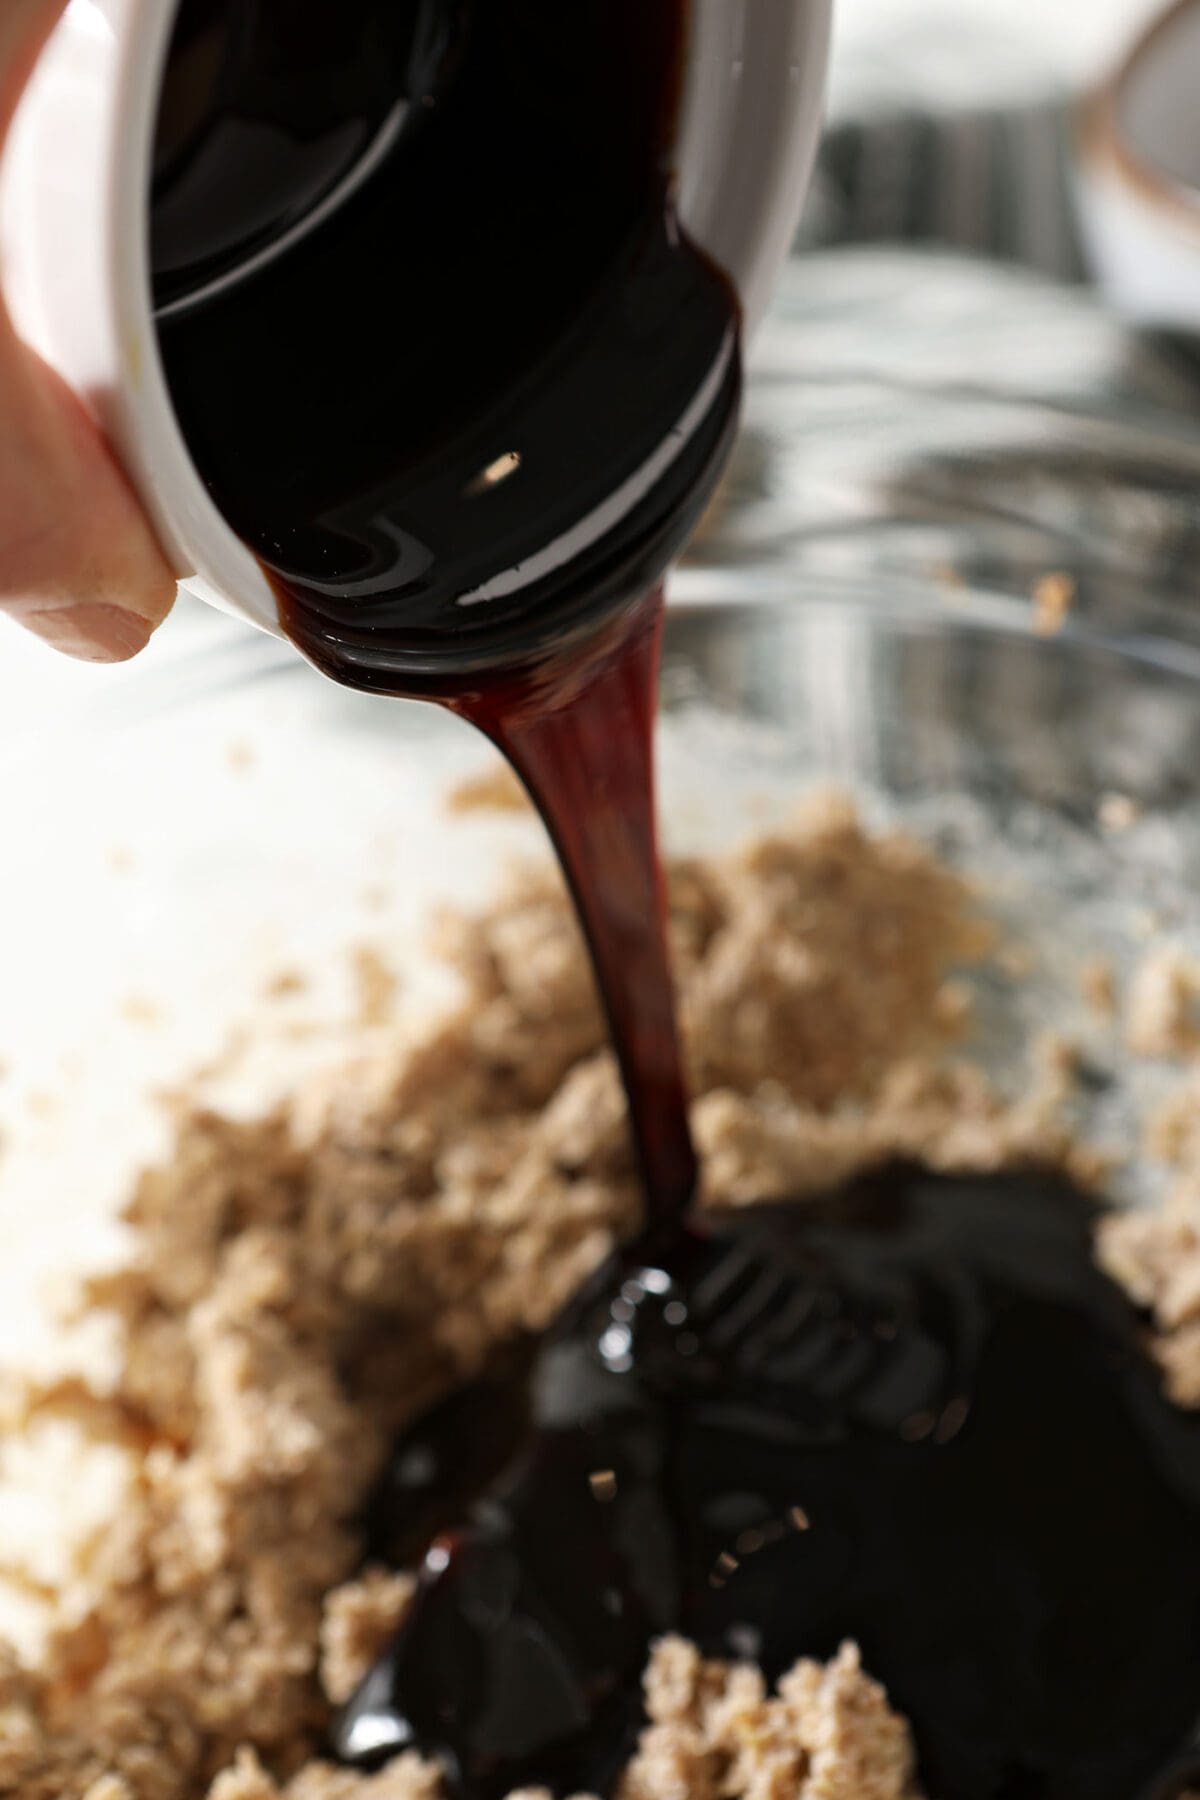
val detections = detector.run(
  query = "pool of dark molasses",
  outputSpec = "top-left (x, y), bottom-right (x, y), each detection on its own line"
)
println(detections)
top-left (339, 1169), bottom-right (1200, 1800)
top-left (150, 6), bottom-right (1200, 1796)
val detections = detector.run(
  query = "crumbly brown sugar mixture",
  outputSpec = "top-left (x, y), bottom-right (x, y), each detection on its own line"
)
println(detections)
top-left (200, 1638), bottom-right (918, 1800)
top-left (0, 791), bottom-right (1196, 1800)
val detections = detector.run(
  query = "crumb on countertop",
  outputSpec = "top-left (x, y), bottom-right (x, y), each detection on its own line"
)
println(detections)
top-left (120, 995), bottom-right (165, 1029)
top-left (349, 945), bottom-right (398, 1027)
top-left (1097, 793), bottom-right (1140, 835)
top-left (1126, 945), bottom-right (1200, 1060)
top-left (226, 742), bottom-right (256, 775)
top-left (932, 563), bottom-right (966, 594)
top-left (996, 943), bottom-right (1035, 981)
top-left (1031, 572), bottom-right (1075, 638)
top-left (264, 970), bottom-right (309, 1003)
top-left (1080, 957), bottom-right (1116, 1021)
top-left (447, 763), bottom-right (530, 816)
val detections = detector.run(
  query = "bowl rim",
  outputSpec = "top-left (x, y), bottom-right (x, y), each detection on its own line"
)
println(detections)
top-left (1078, 0), bottom-right (1200, 243)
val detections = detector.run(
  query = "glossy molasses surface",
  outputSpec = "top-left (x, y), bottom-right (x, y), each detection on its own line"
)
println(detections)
top-left (338, 1168), bottom-right (1200, 1800)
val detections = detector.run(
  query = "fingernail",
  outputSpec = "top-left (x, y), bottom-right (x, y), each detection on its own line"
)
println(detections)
top-left (38, 602), bottom-right (153, 663)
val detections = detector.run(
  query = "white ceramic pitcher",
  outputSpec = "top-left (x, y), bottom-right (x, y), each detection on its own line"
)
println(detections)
top-left (0, 0), bottom-right (831, 639)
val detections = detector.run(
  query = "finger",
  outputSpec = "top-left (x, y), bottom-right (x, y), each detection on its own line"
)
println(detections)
top-left (0, 0), bottom-right (177, 662)
top-left (0, 315), bottom-right (179, 662)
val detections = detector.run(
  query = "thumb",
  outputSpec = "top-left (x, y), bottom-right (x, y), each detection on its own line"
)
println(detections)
top-left (0, 0), bottom-right (176, 662)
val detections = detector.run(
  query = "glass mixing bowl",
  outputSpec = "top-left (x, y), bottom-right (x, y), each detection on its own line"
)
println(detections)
top-left (3, 247), bottom-right (1200, 1627)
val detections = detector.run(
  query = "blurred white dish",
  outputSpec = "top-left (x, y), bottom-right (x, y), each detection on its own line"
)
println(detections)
top-left (1077, 0), bottom-right (1200, 328)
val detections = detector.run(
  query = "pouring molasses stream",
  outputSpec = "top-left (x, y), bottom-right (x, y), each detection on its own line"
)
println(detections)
top-left (150, 0), bottom-right (744, 1222)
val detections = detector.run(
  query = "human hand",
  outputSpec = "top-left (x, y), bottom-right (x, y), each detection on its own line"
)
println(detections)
top-left (0, 0), bottom-right (175, 661)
